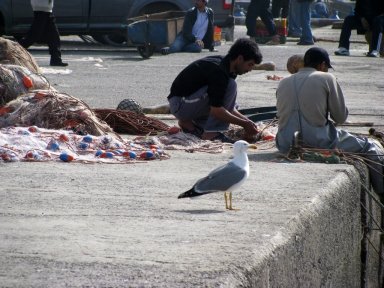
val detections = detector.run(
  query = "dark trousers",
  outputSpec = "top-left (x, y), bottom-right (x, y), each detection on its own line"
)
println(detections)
top-left (19, 11), bottom-right (62, 61)
top-left (338, 14), bottom-right (370, 50)
top-left (370, 15), bottom-right (384, 52)
top-left (272, 0), bottom-right (289, 18)
top-left (246, 0), bottom-right (277, 37)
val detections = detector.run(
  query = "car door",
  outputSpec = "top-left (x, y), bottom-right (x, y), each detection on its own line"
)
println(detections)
top-left (53, 0), bottom-right (89, 34)
top-left (88, 0), bottom-right (132, 32)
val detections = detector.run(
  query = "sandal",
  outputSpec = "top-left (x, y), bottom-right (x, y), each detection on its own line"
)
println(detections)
top-left (210, 133), bottom-right (236, 144)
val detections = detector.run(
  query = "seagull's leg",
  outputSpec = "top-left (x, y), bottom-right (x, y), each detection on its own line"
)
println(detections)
top-left (224, 192), bottom-right (229, 209)
top-left (227, 192), bottom-right (239, 211)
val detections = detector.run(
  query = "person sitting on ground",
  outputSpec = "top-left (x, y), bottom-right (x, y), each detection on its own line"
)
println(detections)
top-left (334, 0), bottom-right (383, 57)
top-left (311, 0), bottom-right (329, 19)
top-left (161, 0), bottom-right (215, 55)
top-left (167, 38), bottom-right (262, 143)
top-left (245, 0), bottom-right (281, 45)
top-left (276, 47), bottom-right (384, 195)
top-left (19, 0), bottom-right (68, 66)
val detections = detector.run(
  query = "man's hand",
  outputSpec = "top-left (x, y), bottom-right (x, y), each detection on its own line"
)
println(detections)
top-left (242, 120), bottom-right (259, 141)
top-left (361, 17), bottom-right (370, 31)
top-left (195, 39), bottom-right (204, 48)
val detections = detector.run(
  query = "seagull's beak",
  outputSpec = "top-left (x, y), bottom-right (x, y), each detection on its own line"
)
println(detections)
top-left (248, 144), bottom-right (257, 150)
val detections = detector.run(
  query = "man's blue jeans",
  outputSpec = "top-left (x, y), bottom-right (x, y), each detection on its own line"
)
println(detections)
top-left (168, 34), bottom-right (202, 53)
top-left (288, 0), bottom-right (313, 43)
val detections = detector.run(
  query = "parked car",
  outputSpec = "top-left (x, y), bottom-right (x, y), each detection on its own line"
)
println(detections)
top-left (0, 0), bottom-right (235, 46)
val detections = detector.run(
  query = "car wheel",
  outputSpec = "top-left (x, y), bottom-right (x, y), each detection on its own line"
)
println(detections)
top-left (100, 32), bottom-right (127, 47)
top-left (137, 45), bottom-right (155, 59)
top-left (91, 34), bottom-right (108, 45)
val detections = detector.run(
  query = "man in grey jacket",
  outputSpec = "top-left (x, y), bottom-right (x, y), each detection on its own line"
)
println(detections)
top-left (19, 0), bottom-right (68, 66)
top-left (162, 0), bottom-right (215, 54)
top-left (276, 47), bottom-right (384, 195)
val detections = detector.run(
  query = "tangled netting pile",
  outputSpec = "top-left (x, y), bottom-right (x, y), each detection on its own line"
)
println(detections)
top-left (0, 126), bottom-right (170, 163)
top-left (0, 64), bottom-right (50, 106)
top-left (1, 90), bottom-right (113, 136)
top-left (0, 37), bottom-right (40, 74)
top-left (0, 40), bottom-right (228, 162)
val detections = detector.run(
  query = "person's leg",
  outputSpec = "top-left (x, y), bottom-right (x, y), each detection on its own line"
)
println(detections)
top-left (337, 15), bottom-right (360, 50)
top-left (368, 15), bottom-right (384, 53)
top-left (281, 0), bottom-right (289, 18)
top-left (44, 13), bottom-right (67, 66)
top-left (287, 0), bottom-right (301, 37)
top-left (168, 86), bottom-right (210, 133)
top-left (271, 0), bottom-right (282, 18)
top-left (203, 79), bottom-right (238, 133)
top-left (298, 1), bottom-right (313, 44)
top-left (168, 34), bottom-right (187, 53)
top-left (245, 0), bottom-right (259, 37)
top-left (182, 42), bottom-right (202, 52)
top-left (259, 0), bottom-right (277, 36)
top-left (18, 11), bottom-right (48, 48)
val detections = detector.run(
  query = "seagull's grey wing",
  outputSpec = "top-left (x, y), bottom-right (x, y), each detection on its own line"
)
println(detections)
top-left (194, 162), bottom-right (247, 193)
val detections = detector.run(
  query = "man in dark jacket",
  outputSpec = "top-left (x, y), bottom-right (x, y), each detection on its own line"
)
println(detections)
top-left (334, 0), bottom-right (384, 57)
top-left (162, 0), bottom-right (214, 54)
top-left (167, 38), bottom-right (262, 143)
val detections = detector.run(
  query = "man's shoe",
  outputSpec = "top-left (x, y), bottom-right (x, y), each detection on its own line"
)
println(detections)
top-left (366, 50), bottom-right (379, 57)
top-left (50, 60), bottom-right (68, 67)
top-left (334, 47), bottom-right (350, 56)
top-left (161, 47), bottom-right (169, 55)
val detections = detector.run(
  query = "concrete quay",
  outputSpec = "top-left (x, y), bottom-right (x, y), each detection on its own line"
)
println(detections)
top-left (1, 25), bottom-right (384, 287)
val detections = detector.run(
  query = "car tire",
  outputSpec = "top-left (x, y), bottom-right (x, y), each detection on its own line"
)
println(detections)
top-left (137, 45), bottom-right (155, 59)
top-left (100, 32), bottom-right (127, 47)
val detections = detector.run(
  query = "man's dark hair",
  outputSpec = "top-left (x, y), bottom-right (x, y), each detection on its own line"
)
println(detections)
top-left (227, 38), bottom-right (263, 64)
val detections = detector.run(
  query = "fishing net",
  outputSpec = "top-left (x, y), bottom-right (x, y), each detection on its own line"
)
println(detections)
top-left (94, 109), bottom-right (170, 135)
top-left (0, 37), bottom-right (40, 74)
top-left (0, 90), bottom-right (113, 136)
top-left (0, 64), bottom-right (50, 106)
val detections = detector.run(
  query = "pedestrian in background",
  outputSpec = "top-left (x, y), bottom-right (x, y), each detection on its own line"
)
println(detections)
top-left (167, 38), bottom-right (262, 143)
top-left (288, 0), bottom-right (315, 45)
top-left (246, 0), bottom-right (281, 45)
top-left (19, 0), bottom-right (68, 66)
top-left (334, 0), bottom-right (383, 57)
top-left (161, 0), bottom-right (215, 54)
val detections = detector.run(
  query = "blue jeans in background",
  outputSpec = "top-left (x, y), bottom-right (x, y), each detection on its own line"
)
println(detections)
top-left (288, 0), bottom-right (313, 43)
top-left (168, 34), bottom-right (202, 53)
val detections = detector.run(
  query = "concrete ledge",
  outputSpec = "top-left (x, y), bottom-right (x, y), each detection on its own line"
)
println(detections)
top-left (228, 166), bottom-right (363, 287)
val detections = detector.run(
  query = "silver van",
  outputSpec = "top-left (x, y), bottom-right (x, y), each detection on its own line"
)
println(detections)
top-left (0, 0), bottom-right (235, 45)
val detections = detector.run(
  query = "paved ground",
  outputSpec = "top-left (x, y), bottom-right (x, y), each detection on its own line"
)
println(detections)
top-left (0, 25), bottom-right (383, 287)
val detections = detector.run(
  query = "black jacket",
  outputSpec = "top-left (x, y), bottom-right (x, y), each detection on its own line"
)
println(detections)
top-left (180, 6), bottom-right (214, 51)
top-left (354, 0), bottom-right (384, 21)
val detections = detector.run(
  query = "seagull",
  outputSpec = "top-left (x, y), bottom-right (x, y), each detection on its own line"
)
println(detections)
top-left (178, 140), bottom-right (257, 210)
